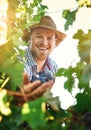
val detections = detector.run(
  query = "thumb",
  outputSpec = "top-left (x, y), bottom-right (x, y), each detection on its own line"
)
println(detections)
top-left (23, 72), bottom-right (29, 85)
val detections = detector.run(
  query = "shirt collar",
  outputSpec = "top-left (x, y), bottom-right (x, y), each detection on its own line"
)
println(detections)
top-left (25, 46), bottom-right (37, 72)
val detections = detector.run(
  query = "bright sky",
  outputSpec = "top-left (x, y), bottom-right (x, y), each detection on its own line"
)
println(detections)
top-left (42, 0), bottom-right (91, 109)
top-left (42, 0), bottom-right (78, 11)
top-left (0, 0), bottom-right (8, 44)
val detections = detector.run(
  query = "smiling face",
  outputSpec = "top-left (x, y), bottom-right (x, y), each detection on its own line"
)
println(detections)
top-left (29, 27), bottom-right (56, 61)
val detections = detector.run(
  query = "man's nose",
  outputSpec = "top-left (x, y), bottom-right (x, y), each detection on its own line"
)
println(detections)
top-left (41, 37), bottom-right (48, 45)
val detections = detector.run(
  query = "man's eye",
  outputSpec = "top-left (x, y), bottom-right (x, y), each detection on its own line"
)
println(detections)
top-left (48, 37), bottom-right (52, 40)
top-left (36, 35), bottom-right (41, 38)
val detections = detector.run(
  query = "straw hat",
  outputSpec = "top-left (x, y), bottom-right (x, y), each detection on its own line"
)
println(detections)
top-left (22, 16), bottom-right (66, 46)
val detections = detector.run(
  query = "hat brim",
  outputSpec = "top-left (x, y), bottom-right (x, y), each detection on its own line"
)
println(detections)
top-left (29, 24), bottom-right (66, 46)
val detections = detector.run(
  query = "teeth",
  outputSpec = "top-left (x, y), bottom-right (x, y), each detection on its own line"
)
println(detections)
top-left (39, 48), bottom-right (47, 50)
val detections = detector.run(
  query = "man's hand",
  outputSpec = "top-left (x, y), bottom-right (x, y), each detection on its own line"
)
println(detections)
top-left (7, 72), bottom-right (55, 106)
top-left (22, 72), bottom-right (55, 101)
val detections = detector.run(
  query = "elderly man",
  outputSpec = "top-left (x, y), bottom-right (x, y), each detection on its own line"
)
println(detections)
top-left (20, 15), bottom-right (66, 102)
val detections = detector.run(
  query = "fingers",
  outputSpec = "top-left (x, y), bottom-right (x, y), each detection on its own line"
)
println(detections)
top-left (23, 80), bottom-right (41, 93)
top-left (27, 80), bottom-right (54, 100)
top-left (22, 73), bottom-right (54, 101)
top-left (23, 72), bottom-right (29, 85)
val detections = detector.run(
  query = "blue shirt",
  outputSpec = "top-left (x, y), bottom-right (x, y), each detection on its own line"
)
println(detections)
top-left (24, 46), bottom-right (58, 81)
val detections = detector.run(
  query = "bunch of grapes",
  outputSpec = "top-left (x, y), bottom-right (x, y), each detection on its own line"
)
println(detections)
top-left (31, 71), bottom-right (54, 83)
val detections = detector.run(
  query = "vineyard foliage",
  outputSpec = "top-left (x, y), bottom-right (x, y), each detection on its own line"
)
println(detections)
top-left (0, 0), bottom-right (91, 130)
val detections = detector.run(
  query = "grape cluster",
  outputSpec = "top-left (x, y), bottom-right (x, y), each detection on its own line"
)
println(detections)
top-left (83, 111), bottom-right (91, 130)
top-left (31, 71), bottom-right (54, 83)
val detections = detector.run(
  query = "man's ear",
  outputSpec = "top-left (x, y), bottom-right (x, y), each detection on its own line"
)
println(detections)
top-left (28, 35), bottom-right (32, 44)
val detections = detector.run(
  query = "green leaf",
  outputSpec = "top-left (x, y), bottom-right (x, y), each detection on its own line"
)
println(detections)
top-left (41, 121), bottom-right (61, 130)
top-left (76, 0), bottom-right (91, 7)
top-left (0, 42), bottom-right (15, 65)
top-left (56, 66), bottom-right (74, 77)
top-left (56, 67), bottom-right (75, 92)
top-left (0, 105), bottom-right (22, 129)
top-left (64, 76), bottom-right (74, 92)
top-left (75, 93), bottom-right (91, 113)
top-left (82, 64), bottom-right (91, 82)
top-left (73, 30), bottom-right (91, 63)
top-left (0, 42), bottom-right (24, 88)
top-left (3, 62), bottom-right (23, 87)
top-left (62, 9), bottom-right (77, 30)
top-left (55, 68), bottom-right (67, 76)
top-left (21, 97), bottom-right (46, 129)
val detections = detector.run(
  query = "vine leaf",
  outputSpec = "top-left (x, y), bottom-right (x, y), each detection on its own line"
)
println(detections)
top-left (73, 30), bottom-right (91, 63)
top-left (21, 97), bottom-right (46, 129)
top-left (0, 42), bottom-right (24, 88)
top-left (62, 9), bottom-right (77, 30)
top-left (75, 93), bottom-right (91, 113)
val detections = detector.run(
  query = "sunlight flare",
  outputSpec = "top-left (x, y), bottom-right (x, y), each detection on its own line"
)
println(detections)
top-left (0, 0), bottom-right (8, 45)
